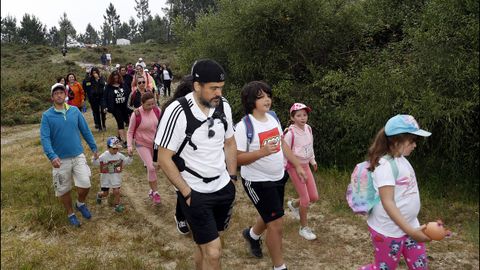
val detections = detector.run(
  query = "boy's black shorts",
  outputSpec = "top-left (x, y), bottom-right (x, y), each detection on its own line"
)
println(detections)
top-left (241, 172), bottom-right (288, 224)
top-left (178, 181), bottom-right (236, 245)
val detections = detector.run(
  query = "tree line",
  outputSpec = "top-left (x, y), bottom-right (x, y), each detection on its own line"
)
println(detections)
top-left (0, 0), bottom-right (217, 46)
top-left (173, 0), bottom-right (479, 197)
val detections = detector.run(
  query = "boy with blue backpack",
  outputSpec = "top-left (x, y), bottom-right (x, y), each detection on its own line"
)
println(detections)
top-left (235, 81), bottom-right (306, 270)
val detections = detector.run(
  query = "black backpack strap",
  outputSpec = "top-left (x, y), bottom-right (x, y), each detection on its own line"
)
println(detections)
top-left (176, 96), bottom-right (204, 154)
top-left (212, 98), bottom-right (228, 131)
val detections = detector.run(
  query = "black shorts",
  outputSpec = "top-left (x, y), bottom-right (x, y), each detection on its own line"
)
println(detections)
top-left (178, 181), bottom-right (236, 245)
top-left (242, 173), bottom-right (288, 224)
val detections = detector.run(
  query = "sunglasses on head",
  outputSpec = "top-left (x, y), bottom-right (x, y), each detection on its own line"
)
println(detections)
top-left (207, 117), bottom-right (215, 139)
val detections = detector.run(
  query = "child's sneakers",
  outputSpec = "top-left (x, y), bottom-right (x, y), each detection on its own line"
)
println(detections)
top-left (148, 189), bottom-right (154, 199)
top-left (114, 204), bottom-right (125, 213)
top-left (287, 200), bottom-right (300, 220)
top-left (299, 226), bottom-right (317, 240)
top-left (75, 203), bottom-right (92, 219)
top-left (68, 214), bottom-right (81, 227)
top-left (96, 193), bottom-right (103, 204)
top-left (152, 191), bottom-right (161, 205)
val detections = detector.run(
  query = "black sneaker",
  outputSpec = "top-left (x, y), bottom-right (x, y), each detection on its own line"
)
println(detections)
top-left (242, 227), bottom-right (263, 258)
top-left (174, 216), bottom-right (190, 235)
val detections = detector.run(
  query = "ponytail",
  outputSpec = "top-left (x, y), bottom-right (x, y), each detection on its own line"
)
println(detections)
top-left (367, 127), bottom-right (419, 171)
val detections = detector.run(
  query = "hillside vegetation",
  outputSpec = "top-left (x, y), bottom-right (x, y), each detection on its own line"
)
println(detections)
top-left (173, 0), bottom-right (479, 199)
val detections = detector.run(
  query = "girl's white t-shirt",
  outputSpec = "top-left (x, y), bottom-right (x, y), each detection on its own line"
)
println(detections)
top-left (367, 156), bottom-right (421, 237)
top-left (234, 113), bottom-right (284, 182)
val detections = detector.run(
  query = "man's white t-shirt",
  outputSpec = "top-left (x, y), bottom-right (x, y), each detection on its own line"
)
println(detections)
top-left (106, 53), bottom-right (111, 60)
top-left (367, 156), bottom-right (421, 237)
top-left (154, 92), bottom-right (234, 193)
top-left (234, 113), bottom-right (284, 182)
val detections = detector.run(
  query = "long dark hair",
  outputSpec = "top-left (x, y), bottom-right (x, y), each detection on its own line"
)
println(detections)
top-left (367, 128), bottom-right (418, 171)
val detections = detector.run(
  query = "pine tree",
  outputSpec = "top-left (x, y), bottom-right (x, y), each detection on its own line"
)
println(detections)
top-left (134, 0), bottom-right (151, 41)
top-left (104, 2), bottom-right (121, 44)
top-left (18, 14), bottom-right (46, 45)
top-left (1, 15), bottom-right (18, 43)
top-left (58, 12), bottom-right (76, 47)
top-left (84, 23), bottom-right (99, 44)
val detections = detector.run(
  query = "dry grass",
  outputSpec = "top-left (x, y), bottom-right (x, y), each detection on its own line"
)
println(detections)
top-left (1, 106), bottom-right (478, 270)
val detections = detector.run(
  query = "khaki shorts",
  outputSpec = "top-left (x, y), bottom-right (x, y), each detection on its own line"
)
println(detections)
top-left (52, 154), bottom-right (91, 197)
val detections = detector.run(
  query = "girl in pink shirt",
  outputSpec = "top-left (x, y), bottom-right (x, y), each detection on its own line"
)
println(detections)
top-left (284, 103), bottom-right (319, 240)
top-left (127, 92), bottom-right (161, 204)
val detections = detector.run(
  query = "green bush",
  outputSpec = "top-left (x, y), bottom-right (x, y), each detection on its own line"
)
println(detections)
top-left (176, 0), bottom-right (479, 199)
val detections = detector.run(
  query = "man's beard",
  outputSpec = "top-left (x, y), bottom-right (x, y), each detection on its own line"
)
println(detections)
top-left (200, 96), bottom-right (221, 108)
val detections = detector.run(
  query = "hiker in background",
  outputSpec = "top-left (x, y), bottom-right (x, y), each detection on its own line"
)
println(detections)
top-left (161, 63), bottom-right (173, 97)
top-left (61, 47), bottom-right (67, 57)
top-left (40, 83), bottom-right (98, 227)
top-left (103, 71), bottom-right (130, 147)
top-left (85, 67), bottom-right (107, 132)
top-left (284, 103), bottom-right (319, 241)
top-left (152, 63), bottom-right (164, 102)
top-left (136, 57), bottom-right (147, 69)
top-left (100, 51), bottom-right (107, 69)
top-left (127, 75), bottom-right (149, 111)
top-left (235, 81), bottom-right (306, 270)
top-left (127, 92), bottom-right (162, 205)
top-left (119, 65), bottom-right (133, 115)
top-left (65, 72), bottom-right (85, 110)
top-left (56, 76), bottom-right (68, 103)
top-left (106, 52), bottom-right (112, 67)
top-left (92, 136), bottom-right (133, 213)
top-left (358, 115), bottom-right (431, 270)
top-left (131, 63), bottom-right (155, 93)
top-left (154, 59), bottom-right (237, 270)
top-left (126, 62), bottom-right (135, 76)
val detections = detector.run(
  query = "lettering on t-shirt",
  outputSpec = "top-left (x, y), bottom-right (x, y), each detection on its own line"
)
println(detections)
top-left (258, 128), bottom-right (281, 153)
top-left (100, 160), bottom-right (124, 173)
top-left (396, 173), bottom-right (418, 197)
top-left (114, 88), bottom-right (126, 104)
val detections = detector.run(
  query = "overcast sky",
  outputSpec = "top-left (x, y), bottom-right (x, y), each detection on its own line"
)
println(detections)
top-left (1, 0), bottom-right (168, 33)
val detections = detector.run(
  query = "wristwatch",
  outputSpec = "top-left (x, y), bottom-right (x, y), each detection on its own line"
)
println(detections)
top-left (230, 175), bottom-right (238, 181)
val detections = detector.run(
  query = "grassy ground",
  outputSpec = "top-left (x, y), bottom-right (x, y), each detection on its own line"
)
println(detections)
top-left (1, 107), bottom-right (478, 269)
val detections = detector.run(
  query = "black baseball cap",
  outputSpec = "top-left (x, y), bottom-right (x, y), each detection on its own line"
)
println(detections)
top-left (191, 59), bottom-right (226, 83)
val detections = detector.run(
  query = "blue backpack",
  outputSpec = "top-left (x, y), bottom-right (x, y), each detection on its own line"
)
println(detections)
top-left (346, 155), bottom-right (399, 215)
top-left (241, 111), bottom-right (280, 152)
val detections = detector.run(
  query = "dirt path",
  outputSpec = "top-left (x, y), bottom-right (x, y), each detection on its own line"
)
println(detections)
top-left (2, 67), bottom-right (478, 269)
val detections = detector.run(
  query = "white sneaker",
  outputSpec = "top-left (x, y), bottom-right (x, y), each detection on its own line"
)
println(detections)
top-left (299, 226), bottom-right (317, 240)
top-left (287, 200), bottom-right (300, 220)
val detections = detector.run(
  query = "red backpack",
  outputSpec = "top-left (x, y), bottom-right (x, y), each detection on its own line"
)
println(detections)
top-left (132, 106), bottom-right (161, 138)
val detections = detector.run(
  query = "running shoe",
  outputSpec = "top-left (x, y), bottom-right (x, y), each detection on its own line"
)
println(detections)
top-left (174, 215), bottom-right (190, 235)
top-left (287, 200), bottom-right (300, 220)
top-left (152, 191), bottom-right (161, 205)
top-left (75, 203), bottom-right (92, 219)
top-left (299, 226), bottom-right (317, 240)
top-left (242, 227), bottom-right (263, 258)
top-left (68, 214), bottom-right (81, 227)
top-left (96, 193), bottom-right (102, 204)
top-left (148, 189), bottom-right (154, 199)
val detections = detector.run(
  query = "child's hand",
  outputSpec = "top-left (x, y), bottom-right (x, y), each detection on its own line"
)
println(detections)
top-left (312, 163), bottom-right (318, 172)
top-left (261, 141), bottom-right (278, 157)
top-left (127, 148), bottom-right (133, 156)
top-left (409, 225), bottom-right (432, 243)
top-left (295, 165), bottom-right (307, 182)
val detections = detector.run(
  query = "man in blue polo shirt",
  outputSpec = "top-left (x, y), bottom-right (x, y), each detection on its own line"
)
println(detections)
top-left (40, 83), bottom-right (99, 227)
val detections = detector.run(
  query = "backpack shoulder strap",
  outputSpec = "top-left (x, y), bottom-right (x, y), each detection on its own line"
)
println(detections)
top-left (383, 155), bottom-right (399, 180)
top-left (176, 96), bottom-right (204, 154)
top-left (133, 110), bottom-right (142, 138)
top-left (153, 106), bottom-right (161, 119)
top-left (267, 110), bottom-right (280, 124)
top-left (212, 99), bottom-right (227, 131)
top-left (242, 115), bottom-right (254, 152)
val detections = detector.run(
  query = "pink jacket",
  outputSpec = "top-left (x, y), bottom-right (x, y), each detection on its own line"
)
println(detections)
top-left (127, 106), bottom-right (160, 149)
top-left (131, 72), bottom-right (155, 92)
top-left (283, 124), bottom-right (316, 165)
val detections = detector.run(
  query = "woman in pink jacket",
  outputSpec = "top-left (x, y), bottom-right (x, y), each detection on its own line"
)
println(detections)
top-left (284, 103), bottom-right (319, 241)
top-left (127, 92), bottom-right (161, 204)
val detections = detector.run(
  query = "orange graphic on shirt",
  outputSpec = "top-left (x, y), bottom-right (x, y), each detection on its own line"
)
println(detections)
top-left (258, 128), bottom-right (281, 153)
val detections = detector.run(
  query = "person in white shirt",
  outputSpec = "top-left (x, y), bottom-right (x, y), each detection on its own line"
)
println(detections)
top-left (235, 81), bottom-right (306, 270)
top-left (92, 136), bottom-right (133, 213)
top-left (161, 63), bottom-right (173, 96)
top-left (154, 59), bottom-right (236, 270)
top-left (359, 114), bottom-right (432, 270)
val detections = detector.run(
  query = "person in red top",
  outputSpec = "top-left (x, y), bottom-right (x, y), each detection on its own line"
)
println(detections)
top-left (66, 73), bottom-right (85, 109)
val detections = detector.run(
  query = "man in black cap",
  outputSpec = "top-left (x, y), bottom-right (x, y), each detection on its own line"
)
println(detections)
top-left (154, 59), bottom-right (237, 270)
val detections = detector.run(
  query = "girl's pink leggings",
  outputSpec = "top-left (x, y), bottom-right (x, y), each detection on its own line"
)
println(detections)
top-left (287, 163), bottom-right (318, 207)
top-left (136, 144), bottom-right (157, 182)
top-left (359, 226), bottom-right (428, 270)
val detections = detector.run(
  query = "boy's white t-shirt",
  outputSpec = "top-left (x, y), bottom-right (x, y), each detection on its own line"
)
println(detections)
top-left (367, 156), bottom-right (421, 237)
top-left (154, 92), bottom-right (235, 193)
top-left (234, 113), bottom-right (284, 182)
top-left (92, 151), bottom-right (133, 188)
